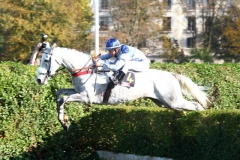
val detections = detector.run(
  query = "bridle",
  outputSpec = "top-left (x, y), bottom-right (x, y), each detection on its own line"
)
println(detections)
top-left (39, 44), bottom-right (59, 82)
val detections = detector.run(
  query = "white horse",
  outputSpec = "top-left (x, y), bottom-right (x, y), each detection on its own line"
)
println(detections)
top-left (36, 44), bottom-right (210, 131)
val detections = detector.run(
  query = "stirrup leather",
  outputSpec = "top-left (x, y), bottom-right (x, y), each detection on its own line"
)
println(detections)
top-left (103, 71), bottom-right (126, 103)
top-left (103, 79), bottom-right (115, 103)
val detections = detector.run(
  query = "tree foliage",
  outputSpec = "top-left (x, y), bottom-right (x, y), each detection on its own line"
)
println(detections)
top-left (0, 0), bottom-right (93, 62)
top-left (178, 0), bottom-right (240, 61)
top-left (222, 17), bottom-right (240, 60)
top-left (160, 36), bottom-right (184, 62)
top-left (219, 4), bottom-right (240, 61)
top-left (200, 0), bottom-right (240, 59)
top-left (107, 0), bottom-right (165, 47)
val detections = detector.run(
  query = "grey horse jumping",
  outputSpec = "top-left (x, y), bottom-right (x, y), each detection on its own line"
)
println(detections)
top-left (36, 44), bottom-right (210, 130)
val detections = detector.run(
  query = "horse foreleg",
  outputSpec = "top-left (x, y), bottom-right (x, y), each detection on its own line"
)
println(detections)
top-left (56, 89), bottom-right (76, 131)
top-left (57, 97), bottom-right (69, 131)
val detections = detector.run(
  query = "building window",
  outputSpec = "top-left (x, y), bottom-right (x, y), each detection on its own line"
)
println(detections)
top-left (186, 0), bottom-right (195, 10)
top-left (163, 17), bottom-right (171, 31)
top-left (101, 0), bottom-right (109, 10)
top-left (100, 17), bottom-right (109, 31)
top-left (164, 0), bottom-right (171, 10)
top-left (205, 16), bottom-right (212, 32)
top-left (187, 17), bottom-right (196, 31)
top-left (187, 37), bottom-right (196, 48)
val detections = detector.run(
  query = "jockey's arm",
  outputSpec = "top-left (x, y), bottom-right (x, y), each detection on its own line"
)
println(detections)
top-left (92, 53), bottom-right (110, 66)
top-left (99, 53), bottom-right (112, 60)
top-left (102, 54), bottom-right (130, 71)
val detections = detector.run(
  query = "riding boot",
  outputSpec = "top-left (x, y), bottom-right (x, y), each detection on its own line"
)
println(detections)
top-left (112, 71), bottom-right (125, 85)
top-left (103, 78), bottom-right (115, 103)
top-left (103, 71), bottom-right (125, 103)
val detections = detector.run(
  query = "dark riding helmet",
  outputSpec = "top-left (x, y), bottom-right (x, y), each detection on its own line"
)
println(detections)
top-left (41, 34), bottom-right (48, 41)
top-left (105, 38), bottom-right (121, 50)
top-left (39, 34), bottom-right (48, 51)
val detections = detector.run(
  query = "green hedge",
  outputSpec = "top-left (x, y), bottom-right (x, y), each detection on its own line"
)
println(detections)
top-left (76, 107), bottom-right (240, 160)
top-left (0, 62), bottom-right (73, 159)
top-left (151, 62), bottom-right (240, 109)
top-left (1, 61), bottom-right (240, 160)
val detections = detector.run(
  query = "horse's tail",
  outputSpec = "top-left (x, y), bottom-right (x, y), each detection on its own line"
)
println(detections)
top-left (173, 73), bottom-right (210, 109)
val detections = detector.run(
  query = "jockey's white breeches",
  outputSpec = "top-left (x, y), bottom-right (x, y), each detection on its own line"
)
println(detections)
top-left (121, 58), bottom-right (150, 74)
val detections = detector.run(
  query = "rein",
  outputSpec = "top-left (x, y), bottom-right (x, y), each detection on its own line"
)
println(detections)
top-left (71, 53), bottom-right (105, 92)
top-left (72, 65), bottom-right (94, 73)
top-left (71, 53), bottom-right (101, 73)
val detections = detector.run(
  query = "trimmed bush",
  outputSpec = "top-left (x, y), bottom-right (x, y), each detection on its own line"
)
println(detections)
top-left (1, 61), bottom-right (240, 160)
top-left (76, 107), bottom-right (240, 160)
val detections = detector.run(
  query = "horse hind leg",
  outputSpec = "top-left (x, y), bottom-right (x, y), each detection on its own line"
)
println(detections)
top-left (147, 97), bottom-right (204, 111)
top-left (171, 100), bottom-right (205, 111)
top-left (147, 97), bottom-right (167, 108)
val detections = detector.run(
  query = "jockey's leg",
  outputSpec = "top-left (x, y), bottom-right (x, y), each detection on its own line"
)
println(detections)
top-left (116, 71), bottom-right (125, 83)
top-left (103, 60), bottom-right (149, 103)
top-left (103, 70), bottom-right (126, 103)
top-left (121, 60), bottom-right (150, 72)
top-left (103, 78), bottom-right (115, 103)
top-left (111, 70), bottom-right (125, 85)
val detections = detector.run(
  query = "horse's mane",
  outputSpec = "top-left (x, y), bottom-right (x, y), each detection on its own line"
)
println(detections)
top-left (53, 47), bottom-right (92, 69)
top-left (55, 47), bottom-right (88, 56)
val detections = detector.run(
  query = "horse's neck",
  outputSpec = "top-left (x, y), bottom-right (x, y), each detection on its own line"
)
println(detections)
top-left (72, 69), bottom-right (110, 94)
top-left (57, 48), bottom-right (92, 71)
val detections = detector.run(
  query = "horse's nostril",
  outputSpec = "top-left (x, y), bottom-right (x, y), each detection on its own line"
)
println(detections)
top-left (37, 79), bottom-right (41, 84)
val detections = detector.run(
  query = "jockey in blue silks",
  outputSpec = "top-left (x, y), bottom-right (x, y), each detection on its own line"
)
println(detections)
top-left (93, 38), bottom-right (150, 103)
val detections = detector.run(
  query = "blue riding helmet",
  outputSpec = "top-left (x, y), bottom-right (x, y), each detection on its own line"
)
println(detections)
top-left (105, 38), bottom-right (121, 50)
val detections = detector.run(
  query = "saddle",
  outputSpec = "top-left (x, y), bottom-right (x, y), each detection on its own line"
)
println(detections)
top-left (103, 71), bottom-right (135, 103)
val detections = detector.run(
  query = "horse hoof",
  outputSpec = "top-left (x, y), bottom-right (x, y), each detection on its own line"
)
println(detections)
top-left (59, 120), bottom-right (69, 131)
top-left (63, 124), bottom-right (69, 131)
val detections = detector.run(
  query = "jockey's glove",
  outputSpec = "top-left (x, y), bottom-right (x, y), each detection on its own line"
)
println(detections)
top-left (92, 57), bottom-right (103, 67)
top-left (92, 56), bottom-right (98, 63)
